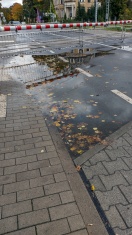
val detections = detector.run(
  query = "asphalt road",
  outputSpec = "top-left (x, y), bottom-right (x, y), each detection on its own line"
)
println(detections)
top-left (0, 28), bottom-right (132, 159)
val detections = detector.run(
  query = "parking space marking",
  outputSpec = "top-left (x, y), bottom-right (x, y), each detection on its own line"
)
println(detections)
top-left (111, 90), bottom-right (132, 104)
top-left (0, 95), bottom-right (7, 118)
top-left (75, 68), bottom-right (93, 77)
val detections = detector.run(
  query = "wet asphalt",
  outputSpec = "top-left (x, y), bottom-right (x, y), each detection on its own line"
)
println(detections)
top-left (1, 29), bottom-right (132, 159)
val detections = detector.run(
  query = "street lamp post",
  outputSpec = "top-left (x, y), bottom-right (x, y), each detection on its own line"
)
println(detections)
top-left (95, 0), bottom-right (98, 23)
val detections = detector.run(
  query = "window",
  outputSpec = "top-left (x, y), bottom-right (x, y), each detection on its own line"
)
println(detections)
top-left (88, 0), bottom-right (91, 2)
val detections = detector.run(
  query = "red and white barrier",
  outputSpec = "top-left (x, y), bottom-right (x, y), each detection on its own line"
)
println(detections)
top-left (1, 20), bottom-right (132, 31)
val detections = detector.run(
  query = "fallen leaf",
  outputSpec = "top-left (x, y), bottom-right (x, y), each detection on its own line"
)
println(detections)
top-left (91, 184), bottom-right (95, 191)
top-left (62, 100), bottom-right (68, 103)
top-left (48, 93), bottom-right (54, 97)
top-left (54, 121), bottom-right (61, 127)
top-left (76, 165), bottom-right (81, 171)
top-left (77, 150), bottom-right (83, 154)
top-left (101, 120), bottom-right (105, 122)
top-left (22, 106), bottom-right (27, 109)
top-left (88, 224), bottom-right (93, 226)
top-left (74, 100), bottom-right (81, 103)
top-left (70, 146), bottom-right (77, 151)
top-left (41, 150), bottom-right (44, 153)
top-left (93, 127), bottom-right (98, 130)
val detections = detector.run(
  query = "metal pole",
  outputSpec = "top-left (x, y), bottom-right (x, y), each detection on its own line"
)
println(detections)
top-left (95, 0), bottom-right (98, 23)
top-left (105, 0), bottom-right (110, 22)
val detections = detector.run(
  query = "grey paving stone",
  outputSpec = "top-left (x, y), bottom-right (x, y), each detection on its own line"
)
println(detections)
top-left (5, 151), bottom-right (26, 160)
top-left (14, 134), bottom-right (32, 141)
top-left (2, 200), bottom-right (32, 218)
top-left (16, 155), bottom-right (37, 165)
top-left (33, 194), bottom-right (61, 210)
top-left (0, 154), bottom-right (4, 161)
top-left (37, 151), bottom-right (58, 161)
top-left (123, 133), bottom-right (132, 145)
top-left (89, 175), bottom-right (106, 191)
top-left (89, 151), bottom-right (110, 165)
top-left (42, 135), bottom-right (51, 141)
top-left (5, 130), bottom-right (22, 137)
top-left (26, 147), bottom-right (46, 156)
top-left (67, 230), bottom-right (88, 235)
top-left (5, 140), bottom-right (24, 148)
top-left (17, 169), bottom-right (40, 181)
top-left (0, 186), bottom-right (2, 195)
top-left (49, 157), bottom-right (61, 166)
top-left (4, 164), bottom-right (27, 175)
top-left (114, 227), bottom-right (132, 235)
top-left (100, 171), bottom-right (128, 190)
top-left (0, 142), bottom-right (4, 148)
top-left (36, 218), bottom-right (70, 235)
top-left (0, 193), bottom-right (16, 206)
top-left (0, 136), bottom-right (14, 143)
top-left (40, 164), bottom-right (63, 176)
top-left (68, 214), bottom-right (85, 232)
top-left (17, 186), bottom-right (44, 201)
top-left (105, 206), bottom-right (126, 229)
top-left (23, 137), bottom-right (42, 145)
top-left (60, 191), bottom-right (75, 204)
top-left (105, 147), bottom-right (129, 160)
top-left (32, 131), bottom-right (48, 138)
top-left (121, 170), bottom-right (132, 184)
top-left (4, 180), bottom-right (29, 194)
top-left (44, 181), bottom-right (70, 195)
top-left (117, 204), bottom-right (132, 227)
top-left (46, 145), bottom-right (56, 152)
top-left (83, 162), bottom-right (108, 179)
top-left (0, 146), bottom-right (14, 154)
top-left (35, 140), bottom-right (53, 148)
top-left (103, 158), bottom-right (129, 174)
top-left (54, 172), bottom-right (67, 183)
top-left (23, 128), bottom-right (39, 134)
top-left (0, 216), bottom-right (17, 235)
top-left (15, 144), bottom-right (34, 152)
top-left (18, 208), bottom-right (50, 228)
top-left (1, 227), bottom-right (36, 235)
top-left (28, 159), bottom-right (49, 170)
top-left (120, 185), bottom-right (132, 203)
top-left (123, 157), bottom-right (132, 169)
top-left (49, 202), bottom-right (79, 220)
top-left (0, 168), bottom-right (3, 176)
top-left (0, 174), bottom-right (16, 185)
top-left (95, 186), bottom-right (128, 211)
top-left (30, 174), bottom-right (54, 188)
top-left (110, 137), bottom-right (130, 148)
top-left (0, 159), bottom-right (15, 168)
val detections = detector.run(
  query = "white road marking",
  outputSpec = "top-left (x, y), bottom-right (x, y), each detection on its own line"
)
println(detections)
top-left (75, 68), bottom-right (93, 77)
top-left (49, 50), bottom-right (55, 54)
top-left (0, 95), bottom-right (7, 117)
top-left (0, 41), bottom-right (14, 43)
top-left (111, 90), bottom-right (132, 104)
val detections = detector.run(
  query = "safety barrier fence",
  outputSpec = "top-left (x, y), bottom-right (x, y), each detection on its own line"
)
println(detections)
top-left (0, 20), bottom-right (131, 84)
top-left (1, 20), bottom-right (132, 31)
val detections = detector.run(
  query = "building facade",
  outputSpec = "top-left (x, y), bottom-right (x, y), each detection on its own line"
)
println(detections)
top-left (54, 0), bottom-right (95, 19)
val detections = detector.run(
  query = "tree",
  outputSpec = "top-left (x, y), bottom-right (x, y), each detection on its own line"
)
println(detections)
top-left (76, 2), bottom-right (87, 21)
top-left (1, 7), bottom-right (12, 22)
top-left (110, 0), bottom-right (127, 20)
top-left (11, 3), bottom-right (23, 21)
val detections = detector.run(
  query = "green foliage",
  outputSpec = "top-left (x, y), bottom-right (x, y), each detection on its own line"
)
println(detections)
top-left (76, 2), bottom-right (87, 22)
top-left (110, 0), bottom-right (128, 20)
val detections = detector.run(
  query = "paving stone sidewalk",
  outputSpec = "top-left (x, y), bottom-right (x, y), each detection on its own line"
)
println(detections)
top-left (75, 121), bottom-right (132, 235)
top-left (0, 80), bottom-right (108, 235)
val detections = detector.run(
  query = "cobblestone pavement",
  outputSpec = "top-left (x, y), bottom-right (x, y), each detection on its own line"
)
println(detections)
top-left (75, 121), bottom-right (132, 235)
top-left (0, 79), bottom-right (108, 235)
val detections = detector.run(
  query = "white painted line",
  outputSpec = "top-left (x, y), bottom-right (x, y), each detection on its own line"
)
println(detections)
top-left (75, 68), bottom-right (93, 77)
top-left (0, 41), bottom-right (14, 43)
top-left (49, 50), bottom-right (55, 54)
top-left (0, 95), bottom-right (7, 117)
top-left (111, 89), bottom-right (132, 104)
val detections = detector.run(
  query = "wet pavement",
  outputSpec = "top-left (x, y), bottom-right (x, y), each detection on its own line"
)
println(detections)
top-left (0, 28), bottom-right (132, 235)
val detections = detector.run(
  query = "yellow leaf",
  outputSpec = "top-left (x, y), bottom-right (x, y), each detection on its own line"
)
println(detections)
top-left (54, 121), bottom-right (61, 127)
top-left (70, 146), bottom-right (76, 151)
top-left (62, 100), bottom-right (67, 103)
top-left (91, 184), bottom-right (95, 191)
top-left (48, 93), bottom-right (54, 97)
top-left (74, 100), bottom-right (81, 103)
top-left (93, 127), bottom-right (98, 130)
top-left (102, 120), bottom-right (105, 122)
top-left (77, 150), bottom-right (83, 154)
